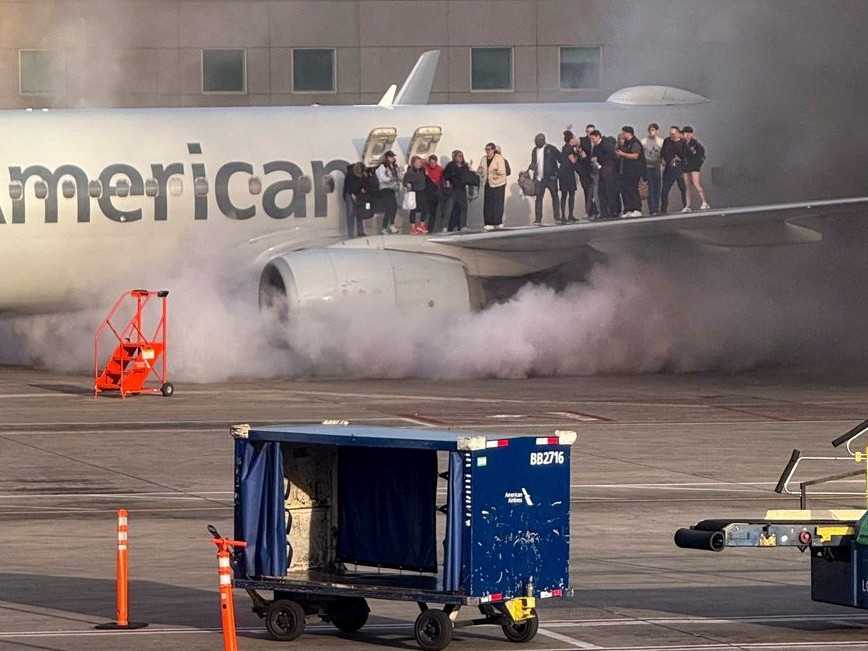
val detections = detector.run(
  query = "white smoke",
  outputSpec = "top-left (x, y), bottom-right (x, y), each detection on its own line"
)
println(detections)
top-left (3, 232), bottom-right (866, 382)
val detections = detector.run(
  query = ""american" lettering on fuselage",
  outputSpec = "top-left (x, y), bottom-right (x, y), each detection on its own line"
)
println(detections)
top-left (0, 143), bottom-right (349, 224)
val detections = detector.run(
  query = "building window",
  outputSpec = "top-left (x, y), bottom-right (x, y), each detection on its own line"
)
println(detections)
top-left (560, 47), bottom-right (601, 89)
top-left (202, 49), bottom-right (246, 94)
top-left (293, 48), bottom-right (336, 93)
top-left (19, 50), bottom-right (58, 95)
top-left (471, 47), bottom-right (513, 92)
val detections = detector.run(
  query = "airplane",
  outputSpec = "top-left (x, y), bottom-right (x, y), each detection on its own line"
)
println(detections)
top-left (0, 50), bottom-right (866, 344)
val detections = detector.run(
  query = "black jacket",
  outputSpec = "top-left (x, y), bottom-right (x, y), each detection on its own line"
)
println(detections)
top-left (443, 161), bottom-right (470, 191)
top-left (402, 167), bottom-right (427, 192)
top-left (618, 137), bottom-right (645, 177)
top-left (344, 167), bottom-right (364, 197)
top-left (592, 140), bottom-right (617, 177)
top-left (577, 136), bottom-right (593, 177)
top-left (682, 138), bottom-right (706, 169)
top-left (661, 137), bottom-right (686, 170)
top-left (528, 144), bottom-right (561, 182)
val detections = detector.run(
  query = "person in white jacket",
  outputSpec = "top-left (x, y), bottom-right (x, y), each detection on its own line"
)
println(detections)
top-left (376, 151), bottom-right (401, 234)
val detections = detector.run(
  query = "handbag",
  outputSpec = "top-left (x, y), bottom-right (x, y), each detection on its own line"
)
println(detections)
top-left (402, 190), bottom-right (416, 211)
top-left (356, 197), bottom-right (374, 220)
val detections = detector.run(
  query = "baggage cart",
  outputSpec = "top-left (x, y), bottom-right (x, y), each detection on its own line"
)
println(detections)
top-left (229, 423), bottom-right (575, 650)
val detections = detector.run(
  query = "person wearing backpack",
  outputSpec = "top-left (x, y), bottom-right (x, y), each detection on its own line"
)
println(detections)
top-left (477, 142), bottom-right (508, 230)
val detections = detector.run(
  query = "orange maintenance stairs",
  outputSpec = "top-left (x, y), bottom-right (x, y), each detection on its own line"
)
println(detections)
top-left (94, 289), bottom-right (173, 398)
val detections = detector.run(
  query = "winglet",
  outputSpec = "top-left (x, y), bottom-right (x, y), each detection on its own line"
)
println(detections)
top-left (377, 84), bottom-right (397, 107)
top-left (393, 50), bottom-right (440, 105)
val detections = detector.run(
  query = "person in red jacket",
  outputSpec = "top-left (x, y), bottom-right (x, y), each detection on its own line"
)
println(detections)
top-left (424, 154), bottom-right (445, 232)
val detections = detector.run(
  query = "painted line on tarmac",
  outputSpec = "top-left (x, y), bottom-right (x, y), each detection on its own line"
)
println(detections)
top-left (538, 627), bottom-right (602, 649)
top-left (542, 613), bottom-right (868, 627)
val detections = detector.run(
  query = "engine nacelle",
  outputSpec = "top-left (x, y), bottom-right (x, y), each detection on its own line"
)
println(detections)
top-left (259, 248), bottom-right (472, 329)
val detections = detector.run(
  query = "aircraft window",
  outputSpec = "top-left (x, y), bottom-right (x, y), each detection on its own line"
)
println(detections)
top-left (8, 181), bottom-right (22, 201)
top-left (61, 180), bottom-right (75, 198)
top-left (115, 179), bottom-right (130, 198)
top-left (88, 180), bottom-right (102, 198)
top-left (560, 47), bottom-right (601, 90)
top-left (144, 178), bottom-right (159, 197)
top-left (362, 127), bottom-right (398, 167)
top-left (407, 126), bottom-right (442, 159)
top-left (168, 178), bottom-right (183, 197)
top-left (202, 49), bottom-right (246, 94)
top-left (471, 47), bottom-right (513, 91)
top-left (34, 180), bottom-right (48, 199)
top-left (194, 177), bottom-right (209, 196)
top-left (292, 48), bottom-right (336, 93)
top-left (249, 176), bottom-right (262, 195)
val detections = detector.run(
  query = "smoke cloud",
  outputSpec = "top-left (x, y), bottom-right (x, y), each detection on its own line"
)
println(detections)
top-left (3, 221), bottom-right (867, 382)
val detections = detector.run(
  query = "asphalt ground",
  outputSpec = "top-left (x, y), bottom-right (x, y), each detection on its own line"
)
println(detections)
top-left (3, 365), bottom-right (868, 650)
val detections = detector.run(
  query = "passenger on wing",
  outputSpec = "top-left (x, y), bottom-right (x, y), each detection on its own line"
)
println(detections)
top-left (528, 133), bottom-right (562, 225)
top-left (424, 154), bottom-right (445, 233)
top-left (616, 126), bottom-right (644, 218)
top-left (559, 130), bottom-right (580, 223)
top-left (589, 130), bottom-right (619, 220)
top-left (477, 142), bottom-right (508, 230)
top-left (403, 156), bottom-right (429, 235)
top-left (642, 123), bottom-right (664, 216)
top-left (376, 151), bottom-right (401, 234)
top-left (443, 150), bottom-right (472, 232)
top-left (343, 162), bottom-right (370, 237)
top-left (681, 126), bottom-right (710, 211)
top-left (660, 126), bottom-right (688, 214)
top-left (577, 125), bottom-right (597, 219)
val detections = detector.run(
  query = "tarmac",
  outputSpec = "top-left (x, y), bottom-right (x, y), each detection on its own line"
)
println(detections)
top-left (4, 365), bottom-right (868, 650)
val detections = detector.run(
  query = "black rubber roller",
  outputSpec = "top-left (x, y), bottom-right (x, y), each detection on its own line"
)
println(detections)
top-left (674, 528), bottom-right (725, 552)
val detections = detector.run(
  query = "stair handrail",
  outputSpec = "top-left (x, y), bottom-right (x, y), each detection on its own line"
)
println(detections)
top-left (93, 290), bottom-right (157, 396)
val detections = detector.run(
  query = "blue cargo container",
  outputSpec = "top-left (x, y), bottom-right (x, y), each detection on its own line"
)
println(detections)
top-left (228, 422), bottom-right (574, 650)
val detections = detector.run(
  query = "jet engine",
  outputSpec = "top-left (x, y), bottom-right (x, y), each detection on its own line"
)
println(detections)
top-left (259, 248), bottom-right (473, 335)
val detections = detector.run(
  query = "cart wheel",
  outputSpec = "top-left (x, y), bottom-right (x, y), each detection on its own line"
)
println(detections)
top-left (160, 382), bottom-right (174, 397)
top-left (414, 609), bottom-right (453, 651)
top-left (328, 597), bottom-right (369, 633)
top-left (265, 599), bottom-right (305, 641)
top-left (501, 611), bottom-right (539, 643)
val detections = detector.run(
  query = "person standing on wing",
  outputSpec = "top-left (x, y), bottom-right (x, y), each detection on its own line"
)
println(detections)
top-left (681, 126), bottom-right (710, 211)
top-left (477, 142), bottom-right (508, 230)
top-left (527, 133), bottom-right (561, 225)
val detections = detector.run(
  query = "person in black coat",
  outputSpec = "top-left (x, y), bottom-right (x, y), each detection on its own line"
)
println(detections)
top-left (343, 162), bottom-right (369, 237)
top-left (589, 130), bottom-right (619, 220)
top-left (527, 133), bottom-right (561, 224)
top-left (559, 130), bottom-right (579, 222)
top-left (681, 126), bottom-right (710, 210)
top-left (577, 124), bottom-right (596, 217)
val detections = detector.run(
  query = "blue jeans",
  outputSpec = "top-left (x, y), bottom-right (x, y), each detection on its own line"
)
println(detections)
top-left (645, 166), bottom-right (661, 214)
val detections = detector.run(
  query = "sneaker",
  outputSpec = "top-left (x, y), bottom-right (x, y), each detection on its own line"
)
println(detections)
top-left (568, 216), bottom-right (578, 223)
top-left (496, 224), bottom-right (505, 229)
top-left (631, 210), bottom-right (643, 218)
top-left (681, 207), bottom-right (692, 213)
top-left (460, 226), bottom-right (471, 232)
top-left (483, 225), bottom-right (496, 231)
top-left (381, 228), bottom-right (389, 235)
top-left (700, 202), bottom-right (710, 210)
top-left (389, 225), bottom-right (399, 234)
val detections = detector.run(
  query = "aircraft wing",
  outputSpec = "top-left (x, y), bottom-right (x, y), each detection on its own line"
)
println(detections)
top-left (428, 197), bottom-right (868, 252)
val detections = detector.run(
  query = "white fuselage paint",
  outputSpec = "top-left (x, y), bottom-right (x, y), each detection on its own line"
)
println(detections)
top-left (0, 102), bottom-right (717, 313)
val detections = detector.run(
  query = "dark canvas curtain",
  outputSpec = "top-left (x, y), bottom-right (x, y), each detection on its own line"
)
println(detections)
top-left (337, 447), bottom-right (437, 572)
top-left (443, 451), bottom-right (464, 592)
top-left (234, 439), bottom-right (287, 578)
